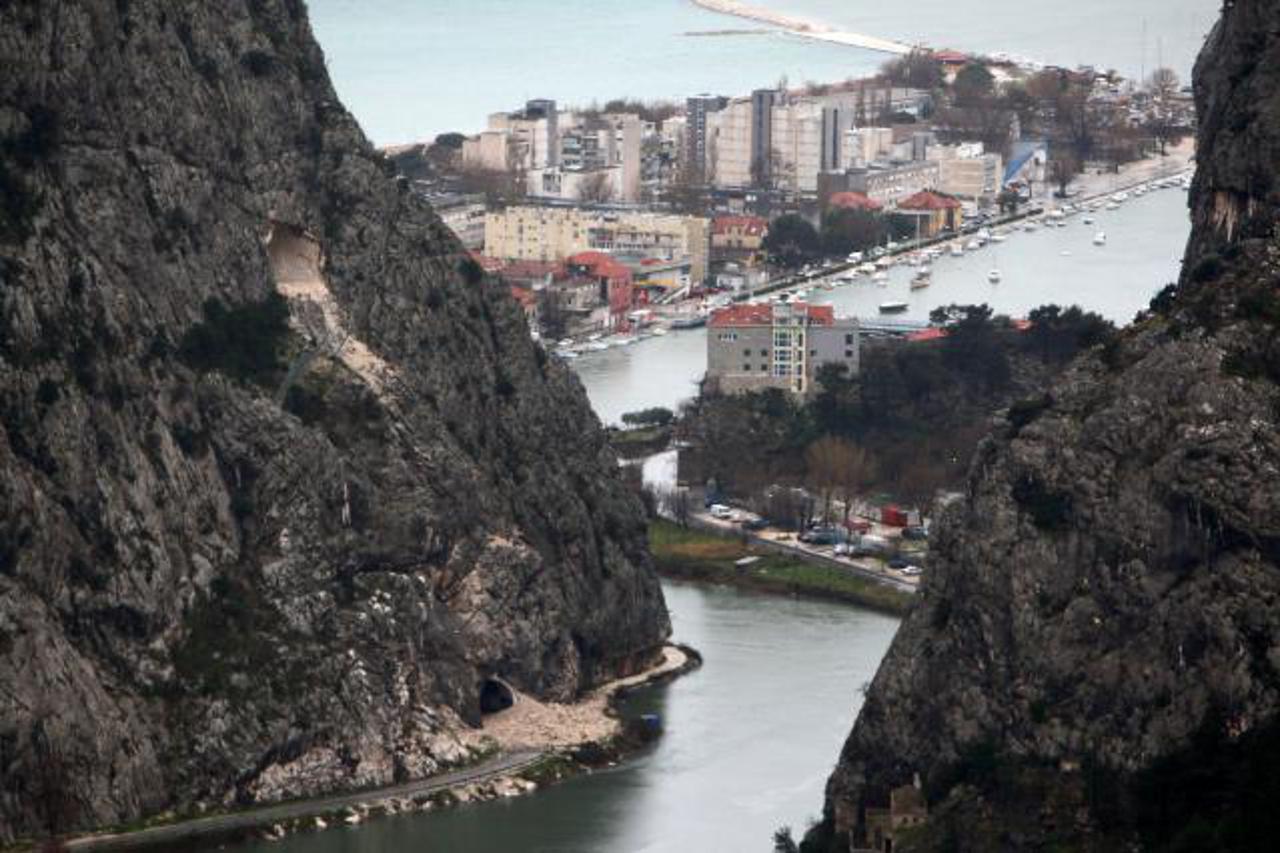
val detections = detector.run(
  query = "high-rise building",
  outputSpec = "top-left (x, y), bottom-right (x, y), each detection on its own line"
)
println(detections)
top-left (750, 89), bottom-right (780, 186)
top-left (685, 94), bottom-right (728, 183)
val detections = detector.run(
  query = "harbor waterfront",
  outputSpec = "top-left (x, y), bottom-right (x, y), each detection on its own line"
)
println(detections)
top-left (574, 183), bottom-right (1192, 425)
top-left (233, 581), bottom-right (899, 853)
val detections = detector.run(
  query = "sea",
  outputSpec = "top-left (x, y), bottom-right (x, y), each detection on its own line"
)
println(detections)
top-left (305, 0), bottom-right (1217, 147)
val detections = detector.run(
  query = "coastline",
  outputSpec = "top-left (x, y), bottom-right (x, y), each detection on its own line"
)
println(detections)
top-left (688, 0), bottom-right (913, 55)
top-left (53, 644), bottom-right (701, 853)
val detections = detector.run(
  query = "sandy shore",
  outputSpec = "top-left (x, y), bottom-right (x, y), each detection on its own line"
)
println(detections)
top-left (466, 645), bottom-right (691, 752)
top-left (689, 0), bottom-right (912, 54)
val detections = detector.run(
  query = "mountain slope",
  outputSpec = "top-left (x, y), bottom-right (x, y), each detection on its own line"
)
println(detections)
top-left (812, 3), bottom-right (1280, 849)
top-left (0, 0), bottom-right (668, 840)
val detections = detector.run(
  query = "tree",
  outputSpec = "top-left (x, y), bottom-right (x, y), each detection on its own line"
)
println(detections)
top-left (773, 826), bottom-right (800, 853)
top-left (621, 407), bottom-right (675, 428)
top-left (1049, 151), bottom-right (1081, 197)
top-left (880, 50), bottom-right (945, 90)
top-left (576, 171), bottom-right (616, 204)
top-left (535, 288), bottom-right (567, 340)
top-left (952, 63), bottom-right (995, 106)
top-left (821, 208), bottom-right (887, 257)
top-left (763, 215), bottom-right (820, 269)
top-left (997, 186), bottom-right (1022, 215)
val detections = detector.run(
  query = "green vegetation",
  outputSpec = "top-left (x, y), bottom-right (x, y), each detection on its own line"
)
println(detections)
top-left (762, 214), bottom-right (820, 268)
top-left (178, 292), bottom-right (292, 387)
top-left (649, 520), bottom-right (912, 616)
top-left (684, 304), bottom-right (1113, 507)
top-left (621, 407), bottom-right (674, 428)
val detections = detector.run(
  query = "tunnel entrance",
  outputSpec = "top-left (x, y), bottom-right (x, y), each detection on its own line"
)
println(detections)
top-left (265, 222), bottom-right (324, 289)
top-left (479, 678), bottom-right (515, 715)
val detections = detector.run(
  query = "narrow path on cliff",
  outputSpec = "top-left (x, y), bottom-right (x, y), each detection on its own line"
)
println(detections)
top-left (63, 749), bottom-right (545, 852)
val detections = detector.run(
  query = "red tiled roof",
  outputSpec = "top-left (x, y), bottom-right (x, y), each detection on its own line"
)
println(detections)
top-left (713, 215), bottom-right (768, 236)
top-left (509, 286), bottom-right (536, 307)
top-left (709, 302), bottom-right (835, 328)
top-left (828, 191), bottom-right (883, 212)
top-left (898, 190), bottom-right (963, 211)
top-left (498, 259), bottom-right (565, 281)
top-left (932, 49), bottom-right (971, 64)
top-left (906, 327), bottom-right (947, 342)
top-left (566, 251), bottom-right (632, 282)
top-left (470, 252), bottom-right (506, 274)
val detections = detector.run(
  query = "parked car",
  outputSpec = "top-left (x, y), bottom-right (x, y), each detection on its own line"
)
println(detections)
top-left (887, 556), bottom-right (910, 570)
top-left (901, 566), bottom-right (923, 576)
top-left (741, 517), bottom-right (770, 532)
top-left (902, 526), bottom-right (929, 541)
top-left (709, 504), bottom-right (733, 520)
top-left (799, 528), bottom-right (838, 545)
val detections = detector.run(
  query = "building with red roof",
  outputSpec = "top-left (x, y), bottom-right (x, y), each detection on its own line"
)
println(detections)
top-left (707, 302), bottom-right (857, 396)
top-left (827, 191), bottom-right (883, 213)
top-left (566, 251), bottom-right (635, 331)
top-left (711, 215), bottom-right (769, 265)
top-left (896, 190), bottom-right (964, 237)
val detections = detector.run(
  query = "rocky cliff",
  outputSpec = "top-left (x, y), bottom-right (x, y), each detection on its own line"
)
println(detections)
top-left (0, 1), bottom-right (668, 841)
top-left (814, 2), bottom-right (1280, 850)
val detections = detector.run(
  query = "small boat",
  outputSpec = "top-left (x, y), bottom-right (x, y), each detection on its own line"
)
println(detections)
top-left (950, 244), bottom-right (964, 257)
top-left (1105, 201), bottom-right (1120, 211)
top-left (991, 231), bottom-right (1008, 243)
top-left (651, 327), bottom-right (669, 336)
top-left (879, 301), bottom-right (909, 314)
top-left (1082, 215), bottom-right (1095, 225)
top-left (1023, 222), bottom-right (1038, 232)
top-left (872, 271), bottom-right (889, 284)
top-left (1093, 231), bottom-right (1107, 246)
top-left (910, 269), bottom-right (931, 290)
top-left (875, 257), bottom-right (894, 269)
top-left (965, 239), bottom-right (981, 251)
top-left (859, 263), bottom-right (877, 275)
top-left (555, 348), bottom-right (579, 360)
top-left (987, 269), bottom-right (1002, 283)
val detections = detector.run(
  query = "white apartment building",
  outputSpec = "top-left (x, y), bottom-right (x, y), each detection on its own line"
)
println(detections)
top-left (933, 143), bottom-right (1003, 201)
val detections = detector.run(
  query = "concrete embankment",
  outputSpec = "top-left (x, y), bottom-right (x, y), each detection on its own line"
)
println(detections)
top-left (689, 0), bottom-right (912, 54)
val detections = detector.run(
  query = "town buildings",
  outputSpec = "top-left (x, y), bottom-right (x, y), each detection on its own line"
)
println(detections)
top-left (710, 215), bottom-right (768, 265)
top-left (418, 191), bottom-right (487, 250)
top-left (706, 302), bottom-right (860, 396)
top-left (933, 142), bottom-right (1004, 201)
top-left (484, 206), bottom-right (710, 285)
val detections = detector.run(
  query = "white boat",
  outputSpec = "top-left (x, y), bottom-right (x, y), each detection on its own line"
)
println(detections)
top-left (555, 349), bottom-right (579, 360)
top-left (910, 269), bottom-right (931, 290)
top-left (875, 257), bottom-right (894, 269)
top-left (988, 269), bottom-right (1002, 283)
top-left (950, 244), bottom-right (964, 257)
top-left (965, 239), bottom-right (981, 251)
top-left (586, 341), bottom-right (609, 352)
top-left (991, 231), bottom-right (1008, 243)
top-left (1105, 201), bottom-right (1120, 211)
top-left (1023, 222), bottom-right (1038, 232)
top-left (651, 327), bottom-right (669, 336)
top-left (872, 271), bottom-right (889, 284)
top-left (1082, 215), bottom-right (1095, 225)
top-left (879, 301), bottom-right (909, 314)
top-left (859, 263), bottom-right (877, 275)
top-left (1093, 231), bottom-right (1107, 246)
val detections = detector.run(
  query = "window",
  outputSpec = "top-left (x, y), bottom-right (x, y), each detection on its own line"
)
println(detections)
top-left (810, 349), bottom-right (817, 357)
top-left (743, 364), bottom-right (752, 372)
top-left (845, 349), bottom-right (854, 359)
top-left (845, 333), bottom-right (854, 345)
top-left (743, 348), bottom-right (752, 357)
top-left (760, 349), bottom-right (768, 356)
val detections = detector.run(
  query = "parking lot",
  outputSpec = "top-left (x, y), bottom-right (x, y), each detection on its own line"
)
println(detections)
top-left (694, 505), bottom-right (924, 594)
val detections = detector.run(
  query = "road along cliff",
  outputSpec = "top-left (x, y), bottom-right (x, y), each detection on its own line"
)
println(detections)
top-left (0, 1), bottom-right (669, 842)
top-left (810, 2), bottom-right (1280, 850)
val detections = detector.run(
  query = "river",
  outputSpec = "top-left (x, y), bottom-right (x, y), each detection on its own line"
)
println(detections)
top-left (576, 182), bottom-right (1192, 425)
top-left (306, 0), bottom-right (1216, 146)
top-left (234, 582), bottom-right (899, 852)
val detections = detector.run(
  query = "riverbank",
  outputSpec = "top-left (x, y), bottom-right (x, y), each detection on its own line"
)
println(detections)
top-left (650, 520), bottom-right (914, 616)
top-left (53, 645), bottom-right (700, 853)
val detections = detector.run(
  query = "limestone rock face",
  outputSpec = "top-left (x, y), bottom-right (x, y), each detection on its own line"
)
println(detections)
top-left (815, 2), bottom-right (1280, 849)
top-left (0, 1), bottom-right (667, 840)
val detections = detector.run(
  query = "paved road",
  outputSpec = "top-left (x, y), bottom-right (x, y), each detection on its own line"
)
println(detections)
top-left (66, 749), bottom-right (545, 851)
top-left (688, 513), bottom-right (919, 594)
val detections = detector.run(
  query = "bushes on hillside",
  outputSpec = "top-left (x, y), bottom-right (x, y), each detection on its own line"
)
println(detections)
top-left (178, 293), bottom-right (291, 387)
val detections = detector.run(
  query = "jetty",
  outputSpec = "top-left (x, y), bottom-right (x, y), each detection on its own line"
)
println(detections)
top-left (690, 0), bottom-right (913, 55)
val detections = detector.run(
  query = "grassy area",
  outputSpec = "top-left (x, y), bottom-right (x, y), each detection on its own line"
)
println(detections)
top-left (649, 520), bottom-right (913, 617)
